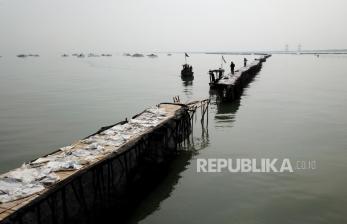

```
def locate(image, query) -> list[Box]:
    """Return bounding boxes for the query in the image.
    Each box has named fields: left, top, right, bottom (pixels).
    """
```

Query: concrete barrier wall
left=1, top=107, right=191, bottom=224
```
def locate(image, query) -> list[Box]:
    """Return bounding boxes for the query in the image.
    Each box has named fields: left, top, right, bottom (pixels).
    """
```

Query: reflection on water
left=122, top=151, right=194, bottom=224
left=209, top=87, right=241, bottom=127
left=181, top=75, right=194, bottom=101
left=121, top=114, right=210, bottom=224
left=214, top=100, right=241, bottom=126
left=181, top=75, right=194, bottom=86
left=187, top=120, right=210, bottom=152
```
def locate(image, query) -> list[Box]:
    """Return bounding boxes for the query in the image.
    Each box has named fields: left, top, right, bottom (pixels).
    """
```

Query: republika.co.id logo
left=197, top=158, right=317, bottom=173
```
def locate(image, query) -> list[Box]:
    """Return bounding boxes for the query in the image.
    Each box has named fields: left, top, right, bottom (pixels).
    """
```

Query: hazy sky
left=0, top=0, right=346, bottom=53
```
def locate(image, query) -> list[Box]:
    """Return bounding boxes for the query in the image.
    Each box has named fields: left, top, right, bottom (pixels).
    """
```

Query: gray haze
left=0, top=0, right=346, bottom=53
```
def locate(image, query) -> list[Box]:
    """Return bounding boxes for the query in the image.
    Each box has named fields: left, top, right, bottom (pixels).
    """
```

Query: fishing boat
left=88, top=53, right=99, bottom=57
left=181, top=64, right=193, bottom=76
left=208, top=68, right=225, bottom=87
left=181, top=53, right=194, bottom=77
left=132, top=53, right=144, bottom=57
left=208, top=56, right=227, bottom=87
left=147, top=53, right=158, bottom=58
left=77, top=53, right=85, bottom=58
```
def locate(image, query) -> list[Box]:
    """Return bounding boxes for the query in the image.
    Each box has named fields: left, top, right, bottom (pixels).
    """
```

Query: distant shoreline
left=206, top=51, right=347, bottom=55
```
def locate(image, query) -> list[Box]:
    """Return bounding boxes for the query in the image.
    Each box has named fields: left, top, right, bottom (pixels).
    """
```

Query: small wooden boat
left=132, top=53, right=144, bottom=57
left=181, top=64, right=194, bottom=76
left=88, top=53, right=99, bottom=57
left=147, top=53, right=158, bottom=58
left=181, top=53, right=193, bottom=76
left=208, top=68, right=225, bottom=87
left=77, top=53, right=85, bottom=58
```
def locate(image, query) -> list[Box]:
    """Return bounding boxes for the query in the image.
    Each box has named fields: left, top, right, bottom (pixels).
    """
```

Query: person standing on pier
left=243, top=58, right=248, bottom=67
left=230, top=61, right=235, bottom=74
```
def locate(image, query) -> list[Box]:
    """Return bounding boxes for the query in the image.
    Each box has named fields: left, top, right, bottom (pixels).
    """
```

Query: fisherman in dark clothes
left=243, top=58, right=248, bottom=67
left=230, top=61, right=235, bottom=74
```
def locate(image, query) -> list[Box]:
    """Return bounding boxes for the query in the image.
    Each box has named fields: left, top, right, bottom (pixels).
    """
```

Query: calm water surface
left=0, top=54, right=346, bottom=223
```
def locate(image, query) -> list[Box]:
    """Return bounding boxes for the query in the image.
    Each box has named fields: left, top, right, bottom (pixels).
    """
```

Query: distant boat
left=88, top=53, right=99, bottom=57
left=132, top=53, right=144, bottom=57
left=28, top=54, right=39, bottom=57
left=101, top=54, right=112, bottom=57
left=181, top=64, right=194, bottom=76
left=62, top=54, right=69, bottom=57
left=17, top=54, right=27, bottom=58
left=77, top=53, right=85, bottom=58
left=167, top=53, right=172, bottom=56
left=147, top=54, right=158, bottom=58
left=123, top=53, right=131, bottom=56
left=181, top=53, right=193, bottom=77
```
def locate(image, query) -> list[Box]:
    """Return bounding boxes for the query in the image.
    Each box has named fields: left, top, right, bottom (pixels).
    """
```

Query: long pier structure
left=209, top=55, right=271, bottom=100
left=0, top=101, right=209, bottom=224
